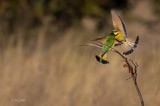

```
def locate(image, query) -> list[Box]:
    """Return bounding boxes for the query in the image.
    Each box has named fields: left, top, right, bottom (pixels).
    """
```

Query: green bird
left=84, top=30, right=119, bottom=64
left=82, top=10, right=139, bottom=64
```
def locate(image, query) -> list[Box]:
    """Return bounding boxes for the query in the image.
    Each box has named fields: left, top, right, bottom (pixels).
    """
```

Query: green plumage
left=99, top=32, right=115, bottom=63
left=82, top=10, right=139, bottom=64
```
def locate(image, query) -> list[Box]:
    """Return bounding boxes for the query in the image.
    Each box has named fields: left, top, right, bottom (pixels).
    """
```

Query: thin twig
left=112, top=49, right=144, bottom=106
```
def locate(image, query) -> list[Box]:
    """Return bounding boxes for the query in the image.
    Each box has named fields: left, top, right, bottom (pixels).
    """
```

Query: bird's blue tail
left=95, top=53, right=109, bottom=64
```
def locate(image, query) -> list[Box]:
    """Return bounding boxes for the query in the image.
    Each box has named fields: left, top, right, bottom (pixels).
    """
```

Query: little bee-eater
left=83, top=30, right=119, bottom=64
left=111, top=10, right=139, bottom=55
left=95, top=30, right=120, bottom=64
left=82, top=10, right=139, bottom=64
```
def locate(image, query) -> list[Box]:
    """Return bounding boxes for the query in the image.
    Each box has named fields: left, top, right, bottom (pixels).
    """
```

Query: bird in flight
left=82, top=10, right=139, bottom=64
left=110, top=10, right=139, bottom=55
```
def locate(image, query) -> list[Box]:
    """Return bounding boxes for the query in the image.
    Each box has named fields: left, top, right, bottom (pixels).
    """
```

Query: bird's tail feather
left=123, top=36, right=139, bottom=55
left=95, top=53, right=109, bottom=64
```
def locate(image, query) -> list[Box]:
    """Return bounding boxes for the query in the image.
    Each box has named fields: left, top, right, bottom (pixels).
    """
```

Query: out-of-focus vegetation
left=0, top=0, right=133, bottom=35
left=152, top=0, right=160, bottom=14
left=0, top=0, right=160, bottom=37
left=0, top=0, right=137, bottom=50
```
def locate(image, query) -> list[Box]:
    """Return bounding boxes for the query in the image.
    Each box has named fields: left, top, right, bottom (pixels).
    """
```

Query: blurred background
left=0, top=0, right=160, bottom=106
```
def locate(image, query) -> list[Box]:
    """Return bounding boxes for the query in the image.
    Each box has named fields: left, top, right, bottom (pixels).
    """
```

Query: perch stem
left=112, top=49, right=144, bottom=106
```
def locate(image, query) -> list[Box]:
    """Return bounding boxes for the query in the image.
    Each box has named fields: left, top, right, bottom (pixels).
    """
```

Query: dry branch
left=112, top=49, right=144, bottom=106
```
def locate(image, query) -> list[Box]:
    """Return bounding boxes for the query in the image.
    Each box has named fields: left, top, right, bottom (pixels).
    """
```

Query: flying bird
left=82, top=10, right=139, bottom=64
left=111, top=10, right=139, bottom=55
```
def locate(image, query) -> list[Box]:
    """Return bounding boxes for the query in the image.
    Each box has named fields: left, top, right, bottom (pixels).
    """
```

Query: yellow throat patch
left=115, top=31, right=125, bottom=41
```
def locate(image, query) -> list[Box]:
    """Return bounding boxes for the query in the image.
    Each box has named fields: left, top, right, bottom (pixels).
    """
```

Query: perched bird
left=111, top=10, right=139, bottom=55
left=83, top=30, right=119, bottom=64
left=82, top=10, right=139, bottom=64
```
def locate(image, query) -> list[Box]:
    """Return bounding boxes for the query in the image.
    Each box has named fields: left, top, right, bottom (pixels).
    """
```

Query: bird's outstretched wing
left=111, top=10, right=127, bottom=37
left=80, top=36, right=106, bottom=48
